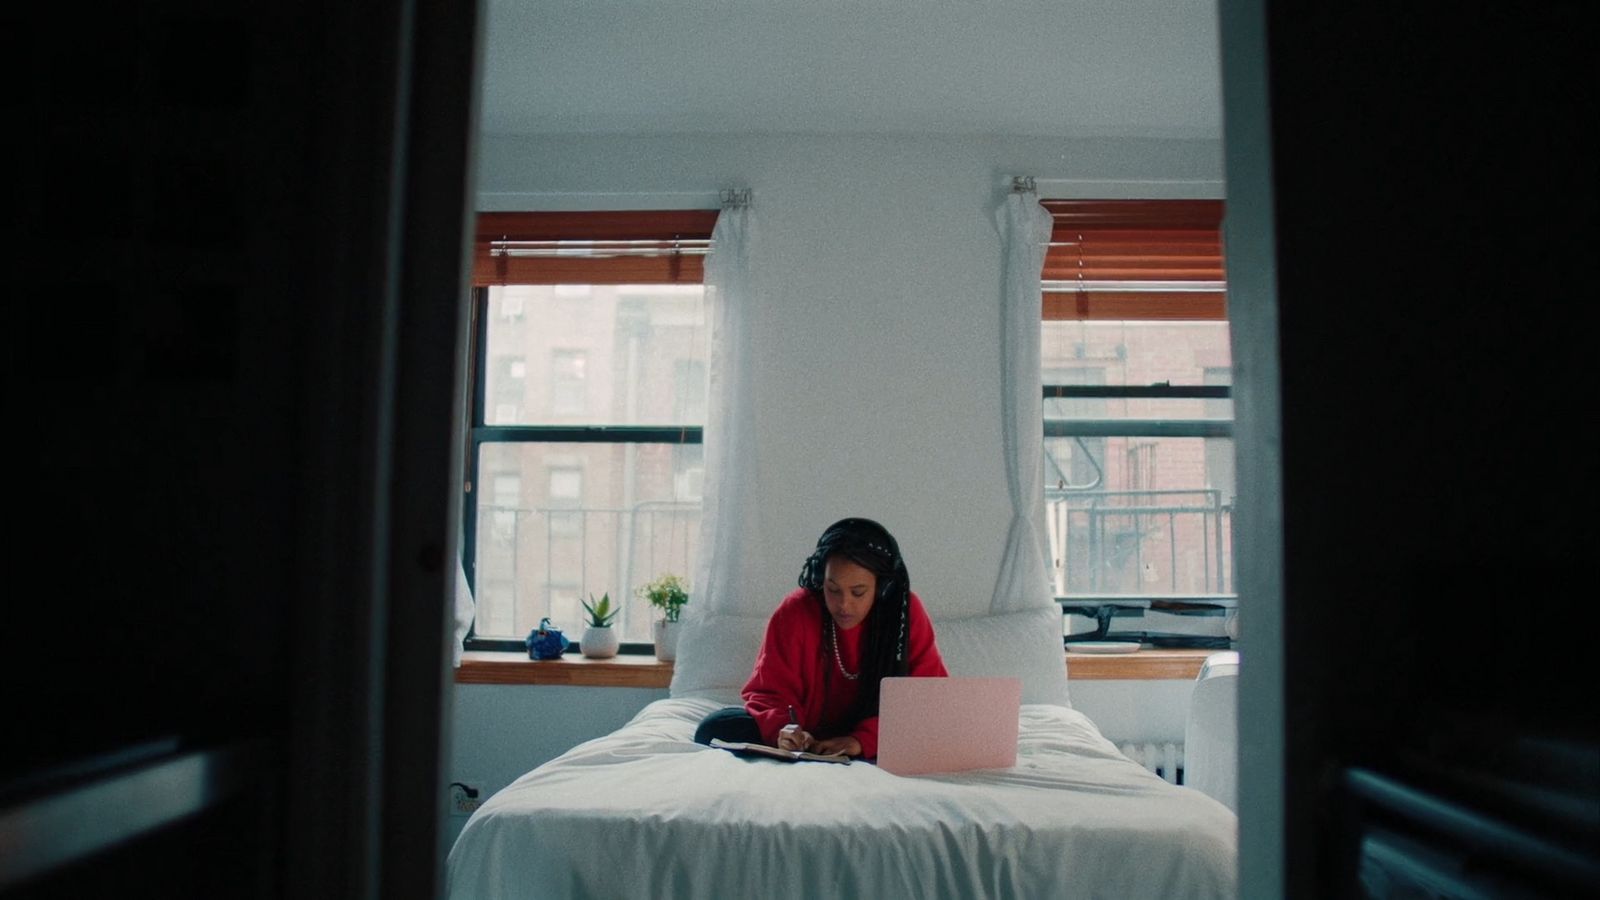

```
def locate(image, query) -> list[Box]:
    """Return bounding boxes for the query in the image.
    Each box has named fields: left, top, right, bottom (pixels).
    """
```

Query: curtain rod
left=476, top=190, right=752, bottom=212
left=1006, top=176, right=1225, bottom=200
left=476, top=190, right=725, bottom=212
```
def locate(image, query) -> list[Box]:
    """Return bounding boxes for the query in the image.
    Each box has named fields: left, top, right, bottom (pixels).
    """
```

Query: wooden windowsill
left=457, top=652, right=675, bottom=688
left=456, top=648, right=1222, bottom=688
left=1063, top=648, right=1216, bottom=681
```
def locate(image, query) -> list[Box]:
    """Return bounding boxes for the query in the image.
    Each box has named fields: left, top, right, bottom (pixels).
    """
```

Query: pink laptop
left=876, top=676, right=1023, bottom=776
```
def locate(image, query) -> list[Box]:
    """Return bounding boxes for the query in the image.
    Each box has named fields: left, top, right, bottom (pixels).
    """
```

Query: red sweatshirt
left=741, top=587, right=948, bottom=759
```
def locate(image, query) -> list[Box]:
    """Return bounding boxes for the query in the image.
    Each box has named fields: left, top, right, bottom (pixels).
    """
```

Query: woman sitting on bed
left=694, top=517, right=948, bottom=758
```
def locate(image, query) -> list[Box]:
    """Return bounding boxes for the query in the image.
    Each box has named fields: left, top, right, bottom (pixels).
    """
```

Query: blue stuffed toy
left=526, top=617, right=570, bottom=660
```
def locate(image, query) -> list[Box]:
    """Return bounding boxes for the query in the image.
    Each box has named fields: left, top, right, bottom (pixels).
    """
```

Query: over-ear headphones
left=798, top=518, right=911, bottom=618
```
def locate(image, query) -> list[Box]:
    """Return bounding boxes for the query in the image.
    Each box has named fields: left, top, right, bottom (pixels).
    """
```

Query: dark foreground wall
left=1260, top=4, right=1597, bottom=896
left=3, top=2, right=479, bottom=897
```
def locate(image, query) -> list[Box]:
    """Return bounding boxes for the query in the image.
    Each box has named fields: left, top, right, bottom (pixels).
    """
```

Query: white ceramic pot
left=581, top=625, right=619, bottom=659
left=652, top=619, right=679, bottom=661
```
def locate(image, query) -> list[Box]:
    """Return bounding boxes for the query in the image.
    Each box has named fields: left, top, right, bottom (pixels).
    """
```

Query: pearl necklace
left=830, top=621, right=859, bottom=680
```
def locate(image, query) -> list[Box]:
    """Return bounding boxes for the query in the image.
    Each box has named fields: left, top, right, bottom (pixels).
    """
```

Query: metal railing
left=1045, top=487, right=1233, bottom=598
left=475, top=488, right=1232, bottom=640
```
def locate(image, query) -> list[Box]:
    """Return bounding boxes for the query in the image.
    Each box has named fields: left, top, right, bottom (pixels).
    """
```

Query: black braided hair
left=797, top=517, right=911, bottom=721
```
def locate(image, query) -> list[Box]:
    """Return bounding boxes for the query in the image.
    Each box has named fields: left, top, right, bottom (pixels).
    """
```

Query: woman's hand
left=810, top=735, right=862, bottom=758
left=777, top=726, right=814, bottom=752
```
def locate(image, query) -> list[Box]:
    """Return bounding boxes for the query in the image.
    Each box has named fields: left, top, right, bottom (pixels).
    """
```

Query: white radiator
left=1119, top=741, right=1185, bottom=785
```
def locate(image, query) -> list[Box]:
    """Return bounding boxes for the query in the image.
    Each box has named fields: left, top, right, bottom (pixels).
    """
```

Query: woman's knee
left=694, top=707, right=762, bottom=745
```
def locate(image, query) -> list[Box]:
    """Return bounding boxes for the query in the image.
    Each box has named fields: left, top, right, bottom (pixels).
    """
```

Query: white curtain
left=991, top=189, right=1056, bottom=614
left=691, top=198, right=759, bottom=618
left=453, top=554, right=474, bottom=667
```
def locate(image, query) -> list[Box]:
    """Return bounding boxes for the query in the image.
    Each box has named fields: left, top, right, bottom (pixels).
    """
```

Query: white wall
left=442, top=683, right=670, bottom=850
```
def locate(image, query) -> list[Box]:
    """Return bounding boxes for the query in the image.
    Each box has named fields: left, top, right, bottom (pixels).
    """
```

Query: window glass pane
left=549, top=350, right=587, bottom=417
left=484, top=284, right=707, bottom=426
left=546, top=467, right=583, bottom=536
left=1045, top=436, right=1235, bottom=598
left=1042, top=321, right=1231, bottom=381
left=492, top=473, right=520, bottom=508
left=1043, top=319, right=1235, bottom=606
left=472, top=442, right=702, bottom=643
left=547, top=468, right=581, bottom=502
left=1043, top=320, right=1232, bottom=420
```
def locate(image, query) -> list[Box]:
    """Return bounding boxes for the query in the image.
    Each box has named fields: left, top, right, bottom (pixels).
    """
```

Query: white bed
left=447, top=610, right=1236, bottom=900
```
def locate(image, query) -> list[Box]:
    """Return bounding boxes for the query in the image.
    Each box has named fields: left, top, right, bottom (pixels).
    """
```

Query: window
left=673, top=444, right=705, bottom=502
left=546, top=466, right=583, bottom=537
left=1040, top=200, right=1234, bottom=643
left=490, top=473, right=521, bottom=539
left=489, top=356, right=526, bottom=424
left=465, top=210, right=717, bottom=649
left=548, top=349, right=587, bottom=417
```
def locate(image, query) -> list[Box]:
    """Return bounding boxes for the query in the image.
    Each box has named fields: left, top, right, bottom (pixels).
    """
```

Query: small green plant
left=581, top=592, right=618, bottom=628
left=639, top=573, right=689, bottom=623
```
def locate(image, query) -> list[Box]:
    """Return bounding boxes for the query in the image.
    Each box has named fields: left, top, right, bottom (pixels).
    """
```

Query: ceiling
left=478, top=0, right=1224, bottom=140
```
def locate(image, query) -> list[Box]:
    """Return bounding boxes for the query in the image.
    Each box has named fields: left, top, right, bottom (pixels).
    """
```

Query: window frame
left=1040, top=200, right=1236, bottom=646
left=462, top=289, right=707, bottom=654
left=462, top=210, right=715, bottom=654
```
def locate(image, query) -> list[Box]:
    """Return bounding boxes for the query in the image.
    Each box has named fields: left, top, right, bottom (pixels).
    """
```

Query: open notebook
left=876, top=676, right=1023, bottom=776
left=709, top=738, right=851, bottom=765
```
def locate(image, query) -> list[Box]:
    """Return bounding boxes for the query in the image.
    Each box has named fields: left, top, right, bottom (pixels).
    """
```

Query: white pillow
left=933, top=606, right=1071, bottom=707
left=669, top=614, right=770, bottom=699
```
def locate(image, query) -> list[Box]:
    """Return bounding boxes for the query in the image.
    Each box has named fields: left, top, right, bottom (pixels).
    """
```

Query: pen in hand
left=781, top=705, right=804, bottom=752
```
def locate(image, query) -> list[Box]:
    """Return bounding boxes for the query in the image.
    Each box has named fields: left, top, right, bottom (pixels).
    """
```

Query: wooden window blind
left=1041, top=199, right=1226, bottom=321
left=473, top=210, right=720, bottom=286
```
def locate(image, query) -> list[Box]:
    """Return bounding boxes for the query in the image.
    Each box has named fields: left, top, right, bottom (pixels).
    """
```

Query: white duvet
left=447, top=695, right=1236, bottom=900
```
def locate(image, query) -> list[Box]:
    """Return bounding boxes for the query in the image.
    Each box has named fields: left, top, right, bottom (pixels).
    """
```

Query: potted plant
left=579, top=592, right=620, bottom=659
left=639, top=573, right=689, bottom=661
